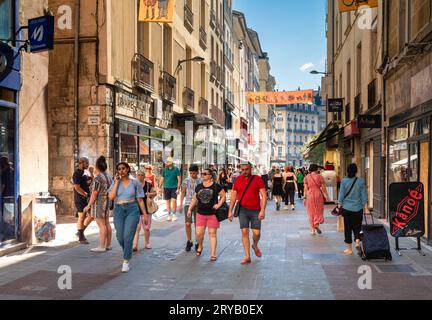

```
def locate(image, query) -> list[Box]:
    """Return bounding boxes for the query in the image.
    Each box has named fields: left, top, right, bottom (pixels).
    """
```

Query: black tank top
left=286, top=175, right=294, bottom=182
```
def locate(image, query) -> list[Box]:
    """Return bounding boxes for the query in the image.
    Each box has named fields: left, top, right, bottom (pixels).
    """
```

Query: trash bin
left=33, top=193, right=57, bottom=243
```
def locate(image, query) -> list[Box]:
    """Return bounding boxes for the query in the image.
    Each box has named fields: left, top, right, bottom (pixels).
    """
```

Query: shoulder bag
left=145, top=182, right=159, bottom=215
left=102, top=172, right=115, bottom=211
left=331, top=177, right=358, bottom=216
left=233, top=175, right=256, bottom=218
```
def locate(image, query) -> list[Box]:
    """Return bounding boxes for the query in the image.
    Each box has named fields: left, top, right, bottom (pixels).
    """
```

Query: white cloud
left=300, top=63, right=314, bottom=72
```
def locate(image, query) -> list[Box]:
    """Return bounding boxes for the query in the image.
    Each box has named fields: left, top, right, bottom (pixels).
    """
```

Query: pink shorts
left=139, top=215, right=152, bottom=231
left=196, top=213, right=220, bottom=229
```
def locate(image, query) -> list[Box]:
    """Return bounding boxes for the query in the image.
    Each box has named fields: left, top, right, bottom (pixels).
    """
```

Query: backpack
left=36, top=222, right=56, bottom=242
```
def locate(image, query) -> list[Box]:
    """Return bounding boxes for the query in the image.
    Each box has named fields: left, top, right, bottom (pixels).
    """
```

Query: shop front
left=361, top=127, right=385, bottom=219
left=0, top=0, right=20, bottom=244
left=388, top=110, right=431, bottom=241
left=114, top=89, right=174, bottom=179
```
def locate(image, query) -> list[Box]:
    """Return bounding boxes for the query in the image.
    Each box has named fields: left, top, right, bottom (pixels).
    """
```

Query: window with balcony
left=184, top=0, right=194, bottom=33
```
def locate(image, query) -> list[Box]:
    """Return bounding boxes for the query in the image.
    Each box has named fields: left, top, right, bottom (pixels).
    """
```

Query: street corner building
left=0, top=0, right=51, bottom=248
left=317, top=0, right=432, bottom=243
left=0, top=0, right=278, bottom=251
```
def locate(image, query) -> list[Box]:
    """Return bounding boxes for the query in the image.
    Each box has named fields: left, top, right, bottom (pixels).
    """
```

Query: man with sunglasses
left=228, top=162, right=267, bottom=265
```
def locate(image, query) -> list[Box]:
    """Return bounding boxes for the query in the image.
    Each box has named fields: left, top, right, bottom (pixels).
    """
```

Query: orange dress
left=304, top=173, right=325, bottom=230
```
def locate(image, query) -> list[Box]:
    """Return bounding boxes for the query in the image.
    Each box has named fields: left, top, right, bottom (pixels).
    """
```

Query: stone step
left=0, top=242, right=28, bottom=257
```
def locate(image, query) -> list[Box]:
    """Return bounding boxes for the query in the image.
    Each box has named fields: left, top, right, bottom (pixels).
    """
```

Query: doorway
left=0, top=107, right=16, bottom=243
left=420, top=141, right=429, bottom=240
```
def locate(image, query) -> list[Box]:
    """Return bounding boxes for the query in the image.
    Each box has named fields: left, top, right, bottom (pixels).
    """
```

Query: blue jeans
left=114, top=203, right=140, bottom=261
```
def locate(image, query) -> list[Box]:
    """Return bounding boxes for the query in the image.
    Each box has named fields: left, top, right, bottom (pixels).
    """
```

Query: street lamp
left=310, top=70, right=331, bottom=76
left=175, top=56, right=205, bottom=75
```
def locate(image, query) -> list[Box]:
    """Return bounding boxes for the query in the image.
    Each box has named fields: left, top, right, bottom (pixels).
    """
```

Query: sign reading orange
left=139, top=0, right=174, bottom=23
left=338, top=0, right=378, bottom=12
left=247, top=90, right=314, bottom=105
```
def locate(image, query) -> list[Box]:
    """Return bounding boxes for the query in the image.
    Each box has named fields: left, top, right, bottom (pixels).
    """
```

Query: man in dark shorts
left=73, top=157, right=93, bottom=244
left=160, top=157, right=181, bottom=222
left=179, top=164, right=201, bottom=252
left=229, top=162, right=267, bottom=265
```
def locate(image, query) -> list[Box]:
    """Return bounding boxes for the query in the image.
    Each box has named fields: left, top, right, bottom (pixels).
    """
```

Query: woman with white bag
left=133, top=170, right=158, bottom=251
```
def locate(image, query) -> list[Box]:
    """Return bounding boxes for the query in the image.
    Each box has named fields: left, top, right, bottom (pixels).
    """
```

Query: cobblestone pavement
left=1, top=198, right=432, bottom=300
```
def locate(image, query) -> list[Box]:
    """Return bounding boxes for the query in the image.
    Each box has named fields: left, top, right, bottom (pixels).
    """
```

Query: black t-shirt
left=73, top=169, right=90, bottom=200
left=195, top=183, right=223, bottom=215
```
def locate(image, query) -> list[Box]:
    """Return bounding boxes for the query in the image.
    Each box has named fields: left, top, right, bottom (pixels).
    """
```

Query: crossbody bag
left=233, top=175, right=256, bottom=218
left=331, top=177, right=358, bottom=216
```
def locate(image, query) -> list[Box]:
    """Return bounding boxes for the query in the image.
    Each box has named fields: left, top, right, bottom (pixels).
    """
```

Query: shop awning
left=303, top=121, right=343, bottom=155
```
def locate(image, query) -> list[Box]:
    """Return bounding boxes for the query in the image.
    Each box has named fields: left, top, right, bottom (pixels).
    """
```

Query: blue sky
left=233, top=0, right=327, bottom=91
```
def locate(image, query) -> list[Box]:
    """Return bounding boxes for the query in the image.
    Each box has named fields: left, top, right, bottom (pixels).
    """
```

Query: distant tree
left=302, top=134, right=325, bottom=165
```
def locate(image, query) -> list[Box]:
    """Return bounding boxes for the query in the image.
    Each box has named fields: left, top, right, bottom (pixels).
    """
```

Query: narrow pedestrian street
left=1, top=199, right=432, bottom=300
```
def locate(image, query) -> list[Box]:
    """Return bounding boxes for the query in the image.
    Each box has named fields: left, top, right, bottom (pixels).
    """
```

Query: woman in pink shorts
left=188, top=168, right=226, bottom=261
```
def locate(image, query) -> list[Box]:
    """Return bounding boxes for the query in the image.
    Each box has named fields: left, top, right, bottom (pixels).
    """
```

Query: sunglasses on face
left=201, top=173, right=211, bottom=176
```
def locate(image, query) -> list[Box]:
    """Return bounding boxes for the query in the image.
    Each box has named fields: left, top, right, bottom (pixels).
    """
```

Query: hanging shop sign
left=246, top=90, right=314, bottom=105
left=338, top=0, right=378, bottom=12
left=139, top=0, right=175, bottom=23
left=28, top=15, right=55, bottom=53
left=328, top=98, right=344, bottom=113
left=389, top=182, right=425, bottom=238
left=357, top=114, right=382, bottom=129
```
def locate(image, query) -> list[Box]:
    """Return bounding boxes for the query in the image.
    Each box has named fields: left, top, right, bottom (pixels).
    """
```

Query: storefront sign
left=28, top=15, right=55, bottom=53
left=246, top=89, right=314, bottom=105
left=116, top=91, right=151, bottom=124
left=0, top=43, right=13, bottom=79
left=344, top=120, right=360, bottom=138
left=328, top=98, right=344, bottom=113
left=139, top=0, right=174, bottom=23
left=357, top=114, right=382, bottom=128
left=389, top=182, right=425, bottom=238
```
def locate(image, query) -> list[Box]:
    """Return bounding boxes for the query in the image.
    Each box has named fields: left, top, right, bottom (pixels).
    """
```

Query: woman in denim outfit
left=108, top=162, right=148, bottom=273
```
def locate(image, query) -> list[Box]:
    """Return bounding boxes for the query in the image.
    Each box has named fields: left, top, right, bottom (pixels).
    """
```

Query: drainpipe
left=74, top=0, right=81, bottom=168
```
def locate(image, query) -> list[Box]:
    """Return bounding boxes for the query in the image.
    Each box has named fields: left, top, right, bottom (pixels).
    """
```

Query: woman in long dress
left=304, top=164, right=329, bottom=235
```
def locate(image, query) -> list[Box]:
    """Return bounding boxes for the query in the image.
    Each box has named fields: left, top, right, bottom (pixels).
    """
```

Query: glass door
left=0, top=107, right=16, bottom=243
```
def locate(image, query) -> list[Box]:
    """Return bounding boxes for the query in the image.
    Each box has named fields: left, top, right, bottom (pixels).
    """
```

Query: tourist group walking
left=73, top=155, right=371, bottom=272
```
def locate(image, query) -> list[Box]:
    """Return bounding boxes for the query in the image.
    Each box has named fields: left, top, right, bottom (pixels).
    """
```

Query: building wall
left=19, top=0, right=50, bottom=196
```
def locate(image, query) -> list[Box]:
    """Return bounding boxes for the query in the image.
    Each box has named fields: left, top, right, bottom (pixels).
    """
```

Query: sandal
left=252, top=245, right=262, bottom=258
left=196, top=247, right=203, bottom=257
left=210, top=256, right=217, bottom=262
left=241, top=258, right=252, bottom=265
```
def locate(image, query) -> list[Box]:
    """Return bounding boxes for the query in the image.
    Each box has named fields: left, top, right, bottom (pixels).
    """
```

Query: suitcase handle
left=363, top=211, right=375, bottom=225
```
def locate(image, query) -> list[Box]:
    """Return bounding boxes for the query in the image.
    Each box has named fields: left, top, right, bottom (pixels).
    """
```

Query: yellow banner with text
left=139, top=0, right=174, bottom=23
left=247, top=90, right=314, bottom=105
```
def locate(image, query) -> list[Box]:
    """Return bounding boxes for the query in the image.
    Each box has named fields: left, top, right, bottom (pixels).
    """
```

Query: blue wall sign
left=28, top=15, right=54, bottom=53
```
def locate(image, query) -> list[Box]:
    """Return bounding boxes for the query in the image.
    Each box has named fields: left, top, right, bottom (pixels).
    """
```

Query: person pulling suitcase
left=337, top=164, right=369, bottom=255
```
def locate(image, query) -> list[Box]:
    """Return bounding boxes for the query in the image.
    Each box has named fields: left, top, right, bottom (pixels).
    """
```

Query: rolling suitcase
left=360, top=213, right=392, bottom=261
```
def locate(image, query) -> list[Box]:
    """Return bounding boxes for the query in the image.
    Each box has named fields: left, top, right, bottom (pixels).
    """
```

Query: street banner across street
left=139, top=0, right=174, bottom=23
left=247, top=89, right=314, bottom=105
left=389, top=182, right=425, bottom=238
left=338, top=0, right=378, bottom=12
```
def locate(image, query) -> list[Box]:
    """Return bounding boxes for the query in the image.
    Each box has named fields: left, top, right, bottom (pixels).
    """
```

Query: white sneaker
left=90, top=247, right=106, bottom=253
left=122, top=261, right=130, bottom=273
left=166, top=214, right=172, bottom=222
left=171, top=214, right=178, bottom=222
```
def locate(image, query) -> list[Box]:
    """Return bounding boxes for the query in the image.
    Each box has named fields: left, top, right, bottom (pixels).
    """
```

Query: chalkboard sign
left=389, top=182, right=425, bottom=238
